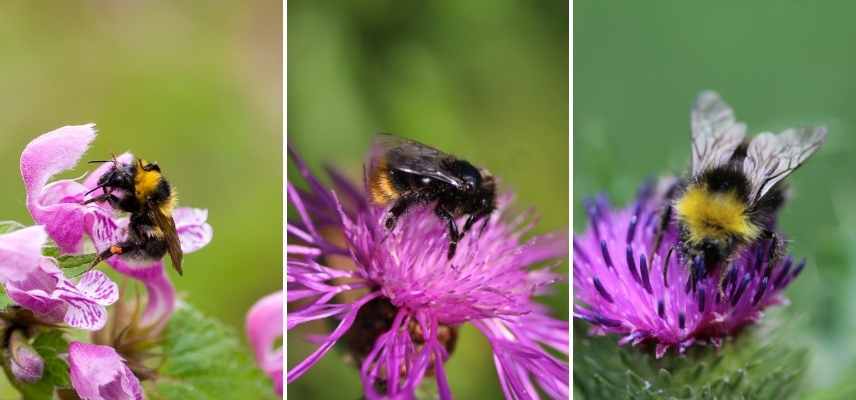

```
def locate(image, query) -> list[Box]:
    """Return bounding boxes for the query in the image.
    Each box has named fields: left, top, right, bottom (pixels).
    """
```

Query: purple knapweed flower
left=287, top=150, right=569, bottom=399
left=68, top=342, right=143, bottom=400
left=573, top=183, right=804, bottom=357
left=0, top=226, right=118, bottom=330
left=246, top=291, right=283, bottom=395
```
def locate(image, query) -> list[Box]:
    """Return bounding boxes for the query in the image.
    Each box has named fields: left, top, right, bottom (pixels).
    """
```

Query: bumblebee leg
left=385, top=195, right=416, bottom=231
left=87, top=242, right=138, bottom=271
left=762, top=229, right=785, bottom=270
left=435, top=206, right=460, bottom=259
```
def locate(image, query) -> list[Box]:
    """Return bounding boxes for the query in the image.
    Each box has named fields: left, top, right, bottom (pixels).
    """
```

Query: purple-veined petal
left=5, top=259, right=118, bottom=331
left=246, top=291, right=284, bottom=395
left=68, top=342, right=143, bottom=400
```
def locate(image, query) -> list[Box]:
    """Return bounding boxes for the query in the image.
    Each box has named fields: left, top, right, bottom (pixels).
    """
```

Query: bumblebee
left=368, top=134, right=496, bottom=259
left=653, top=91, right=826, bottom=285
left=83, top=157, right=183, bottom=275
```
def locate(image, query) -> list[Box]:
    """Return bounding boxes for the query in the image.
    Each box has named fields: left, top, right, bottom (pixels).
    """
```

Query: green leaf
left=146, top=303, right=278, bottom=400
left=574, top=316, right=809, bottom=400
left=42, top=244, right=96, bottom=273
left=0, top=221, right=26, bottom=234
left=13, top=329, right=71, bottom=400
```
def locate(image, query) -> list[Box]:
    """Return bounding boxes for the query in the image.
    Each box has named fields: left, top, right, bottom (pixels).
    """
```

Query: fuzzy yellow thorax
left=675, top=184, right=760, bottom=244
left=133, top=160, right=162, bottom=202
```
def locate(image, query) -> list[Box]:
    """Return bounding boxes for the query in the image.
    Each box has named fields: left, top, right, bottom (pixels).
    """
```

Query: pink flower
left=20, top=124, right=118, bottom=254
left=574, top=184, right=803, bottom=357
left=287, top=150, right=569, bottom=399
left=246, top=291, right=283, bottom=395
left=68, top=342, right=143, bottom=400
left=8, top=330, right=44, bottom=384
left=0, top=226, right=118, bottom=330
left=19, top=125, right=213, bottom=329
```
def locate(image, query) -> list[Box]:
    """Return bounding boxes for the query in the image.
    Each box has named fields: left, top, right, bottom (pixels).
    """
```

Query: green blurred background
left=0, top=0, right=281, bottom=393
left=575, top=1, right=856, bottom=396
left=288, top=1, right=567, bottom=398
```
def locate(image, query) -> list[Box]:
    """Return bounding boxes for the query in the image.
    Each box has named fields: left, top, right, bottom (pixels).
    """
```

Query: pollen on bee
left=368, top=164, right=399, bottom=204
left=675, top=184, right=761, bottom=244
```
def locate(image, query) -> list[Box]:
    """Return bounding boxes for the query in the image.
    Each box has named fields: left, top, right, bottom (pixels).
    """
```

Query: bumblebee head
left=86, top=157, right=135, bottom=195
left=448, top=160, right=482, bottom=193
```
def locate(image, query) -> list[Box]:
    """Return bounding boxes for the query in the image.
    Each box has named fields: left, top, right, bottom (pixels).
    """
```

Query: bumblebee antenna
left=87, top=160, right=112, bottom=164
left=84, top=184, right=106, bottom=196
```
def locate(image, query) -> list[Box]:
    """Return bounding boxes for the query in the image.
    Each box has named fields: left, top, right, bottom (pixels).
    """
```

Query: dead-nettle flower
left=68, top=342, right=143, bottom=400
left=0, top=226, right=118, bottom=330
left=246, top=291, right=284, bottom=395
left=287, top=150, right=569, bottom=399
left=13, top=124, right=213, bottom=396
left=19, top=124, right=213, bottom=331
left=573, top=184, right=805, bottom=357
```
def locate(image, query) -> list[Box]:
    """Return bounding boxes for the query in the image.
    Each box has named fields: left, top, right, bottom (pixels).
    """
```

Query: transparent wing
left=742, top=126, right=827, bottom=203
left=690, top=91, right=747, bottom=175
left=368, top=133, right=464, bottom=188
left=149, top=207, right=184, bottom=275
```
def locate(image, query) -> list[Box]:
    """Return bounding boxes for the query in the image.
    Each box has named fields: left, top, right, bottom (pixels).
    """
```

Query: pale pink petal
left=20, top=124, right=96, bottom=196
left=0, top=225, right=47, bottom=282
left=138, top=266, right=175, bottom=329
left=246, top=291, right=283, bottom=395
left=68, top=342, right=142, bottom=400
left=173, top=208, right=213, bottom=253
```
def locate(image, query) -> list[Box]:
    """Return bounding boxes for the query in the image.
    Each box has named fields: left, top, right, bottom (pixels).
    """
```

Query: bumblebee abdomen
left=675, top=184, right=761, bottom=245
left=368, top=162, right=401, bottom=204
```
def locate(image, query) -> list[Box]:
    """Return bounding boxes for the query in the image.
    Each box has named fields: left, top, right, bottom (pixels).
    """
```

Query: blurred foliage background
left=288, top=1, right=567, bottom=398
left=0, top=1, right=281, bottom=394
left=575, top=1, right=856, bottom=397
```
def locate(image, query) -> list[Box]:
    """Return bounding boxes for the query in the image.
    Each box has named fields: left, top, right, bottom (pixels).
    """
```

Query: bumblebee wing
left=742, top=126, right=827, bottom=203
left=690, top=91, right=747, bottom=175
left=149, top=207, right=184, bottom=275
left=368, top=134, right=464, bottom=189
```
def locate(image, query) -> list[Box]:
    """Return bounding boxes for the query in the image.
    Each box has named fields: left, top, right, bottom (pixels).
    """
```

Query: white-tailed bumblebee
left=368, top=134, right=496, bottom=259
left=653, top=91, right=826, bottom=286
left=83, top=157, right=183, bottom=275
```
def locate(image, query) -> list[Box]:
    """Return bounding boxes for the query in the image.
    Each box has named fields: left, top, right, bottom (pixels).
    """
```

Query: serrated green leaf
left=574, top=317, right=809, bottom=400
left=145, top=303, right=278, bottom=400
left=0, top=221, right=26, bottom=234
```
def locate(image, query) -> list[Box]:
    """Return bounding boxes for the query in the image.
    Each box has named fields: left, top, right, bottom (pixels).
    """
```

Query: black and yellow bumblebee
left=653, top=91, right=826, bottom=285
left=84, top=157, right=183, bottom=274
left=368, top=134, right=496, bottom=259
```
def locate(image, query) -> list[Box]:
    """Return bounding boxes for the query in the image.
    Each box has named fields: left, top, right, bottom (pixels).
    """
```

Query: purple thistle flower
left=0, top=226, right=119, bottom=330
left=287, top=150, right=568, bottom=399
left=68, top=342, right=143, bottom=400
left=246, top=291, right=283, bottom=395
left=573, top=183, right=803, bottom=357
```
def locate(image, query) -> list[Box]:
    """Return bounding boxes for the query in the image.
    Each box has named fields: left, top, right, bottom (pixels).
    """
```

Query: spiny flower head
left=287, top=149, right=568, bottom=399
left=573, top=182, right=804, bottom=357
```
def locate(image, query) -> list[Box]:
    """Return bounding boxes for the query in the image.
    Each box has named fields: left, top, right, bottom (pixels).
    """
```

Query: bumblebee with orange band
left=84, top=157, right=183, bottom=275
left=652, top=91, right=826, bottom=290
